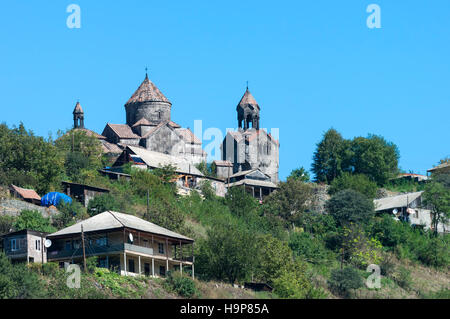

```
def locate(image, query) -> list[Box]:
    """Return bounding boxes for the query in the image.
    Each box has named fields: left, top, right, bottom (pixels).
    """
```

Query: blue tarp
left=41, top=192, right=72, bottom=207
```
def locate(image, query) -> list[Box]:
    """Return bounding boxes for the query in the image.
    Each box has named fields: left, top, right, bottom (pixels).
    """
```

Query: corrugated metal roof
left=227, top=179, right=278, bottom=189
left=374, top=192, right=423, bottom=211
left=48, top=211, right=193, bottom=241
left=427, top=162, right=450, bottom=172
left=127, top=146, right=204, bottom=176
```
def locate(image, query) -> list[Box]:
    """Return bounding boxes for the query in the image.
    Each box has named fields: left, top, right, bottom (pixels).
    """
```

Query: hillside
left=0, top=123, right=448, bottom=299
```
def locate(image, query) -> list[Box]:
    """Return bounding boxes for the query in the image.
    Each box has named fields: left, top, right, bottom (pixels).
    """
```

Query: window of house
left=143, top=239, right=149, bottom=247
left=11, top=239, right=17, bottom=251
left=65, top=240, right=72, bottom=250
left=35, top=239, right=41, bottom=251
left=158, top=243, right=165, bottom=254
left=96, top=237, right=107, bottom=246
left=73, top=240, right=80, bottom=249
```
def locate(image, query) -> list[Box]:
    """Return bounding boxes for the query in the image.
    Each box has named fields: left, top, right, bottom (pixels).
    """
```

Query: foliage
left=13, top=210, right=56, bottom=233
left=288, top=232, right=330, bottom=264
left=312, top=128, right=348, bottom=184
left=152, top=164, right=178, bottom=184
left=198, top=180, right=216, bottom=200
left=261, top=179, right=313, bottom=226
left=0, top=253, right=46, bottom=299
left=341, top=225, right=383, bottom=269
left=423, top=177, right=450, bottom=236
left=225, top=186, right=259, bottom=220
left=196, top=162, right=217, bottom=178
left=327, top=267, right=363, bottom=298
left=326, top=190, right=375, bottom=226
left=0, top=215, right=15, bottom=235
left=87, top=193, right=120, bottom=217
left=272, top=261, right=326, bottom=299
left=392, top=266, right=412, bottom=290
left=164, top=271, right=200, bottom=298
left=0, top=123, right=64, bottom=193
left=349, top=135, right=399, bottom=186
left=311, top=128, right=399, bottom=186
left=195, top=219, right=258, bottom=284
left=94, top=267, right=146, bottom=298
left=328, top=172, right=378, bottom=199
left=55, top=129, right=103, bottom=182
left=53, top=200, right=86, bottom=229
left=287, top=167, right=310, bottom=183
left=253, top=234, right=294, bottom=284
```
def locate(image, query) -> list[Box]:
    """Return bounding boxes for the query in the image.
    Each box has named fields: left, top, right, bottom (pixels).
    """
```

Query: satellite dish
left=44, top=239, right=52, bottom=248
left=393, top=209, right=398, bottom=214
left=129, top=233, right=133, bottom=243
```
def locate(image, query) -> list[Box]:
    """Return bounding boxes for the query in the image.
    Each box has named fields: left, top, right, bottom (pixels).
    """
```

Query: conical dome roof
left=237, top=88, right=259, bottom=110
left=126, top=74, right=171, bottom=105
left=73, top=101, right=83, bottom=114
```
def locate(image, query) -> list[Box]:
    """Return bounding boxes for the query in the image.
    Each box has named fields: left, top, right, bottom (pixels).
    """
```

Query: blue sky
left=0, top=1, right=449, bottom=181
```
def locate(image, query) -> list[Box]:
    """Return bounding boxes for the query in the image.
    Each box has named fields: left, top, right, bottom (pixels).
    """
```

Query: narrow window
left=158, top=243, right=165, bottom=254
left=36, top=240, right=41, bottom=251
left=11, top=239, right=17, bottom=251
left=65, top=240, right=72, bottom=250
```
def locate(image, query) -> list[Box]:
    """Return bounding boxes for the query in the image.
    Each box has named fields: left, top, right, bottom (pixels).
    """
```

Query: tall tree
left=423, top=177, right=450, bottom=235
left=350, top=134, right=399, bottom=186
left=312, top=129, right=348, bottom=183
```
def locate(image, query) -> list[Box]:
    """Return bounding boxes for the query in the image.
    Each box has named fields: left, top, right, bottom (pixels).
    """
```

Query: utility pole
left=81, top=224, right=87, bottom=272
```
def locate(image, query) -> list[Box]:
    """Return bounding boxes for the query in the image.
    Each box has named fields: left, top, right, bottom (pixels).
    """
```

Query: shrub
left=325, top=190, right=375, bottom=226
left=328, top=267, right=363, bottom=298
left=272, top=262, right=325, bottom=299
left=393, top=266, right=412, bottom=290
left=288, top=232, right=330, bottom=264
left=87, top=193, right=120, bottom=216
left=13, top=210, right=56, bottom=233
left=164, top=272, right=199, bottom=298
left=328, top=173, right=378, bottom=199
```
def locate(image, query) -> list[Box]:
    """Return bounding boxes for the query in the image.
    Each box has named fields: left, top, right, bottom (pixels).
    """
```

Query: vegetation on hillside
left=0, top=122, right=448, bottom=299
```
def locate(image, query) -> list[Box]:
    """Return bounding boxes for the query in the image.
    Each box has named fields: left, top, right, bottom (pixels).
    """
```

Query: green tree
left=287, top=167, right=310, bottom=183
left=312, top=129, right=348, bottom=183
left=253, top=234, right=293, bottom=284
left=326, top=189, right=375, bottom=226
left=328, top=172, right=378, bottom=199
left=53, top=201, right=86, bottom=229
left=87, top=193, right=120, bottom=217
left=225, top=186, right=259, bottom=220
left=272, top=261, right=325, bottom=299
left=423, top=178, right=450, bottom=236
left=13, top=210, right=56, bottom=233
left=262, top=179, right=313, bottom=226
left=328, top=267, right=363, bottom=298
left=196, top=220, right=257, bottom=284
left=350, top=135, right=399, bottom=186
left=0, top=215, right=15, bottom=235
left=0, top=123, right=64, bottom=193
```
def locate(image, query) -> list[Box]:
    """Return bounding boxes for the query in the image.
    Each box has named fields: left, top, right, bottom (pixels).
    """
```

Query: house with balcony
left=0, top=229, right=48, bottom=264
left=46, top=211, right=195, bottom=278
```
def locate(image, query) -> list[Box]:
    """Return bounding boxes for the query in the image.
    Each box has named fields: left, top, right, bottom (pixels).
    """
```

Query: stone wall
left=0, top=199, right=59, bottom=218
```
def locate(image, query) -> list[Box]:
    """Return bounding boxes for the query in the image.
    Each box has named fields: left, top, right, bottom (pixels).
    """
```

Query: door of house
left=144, top=263, right=150, bottom=276
left=128, top=259, right=135, bottom=273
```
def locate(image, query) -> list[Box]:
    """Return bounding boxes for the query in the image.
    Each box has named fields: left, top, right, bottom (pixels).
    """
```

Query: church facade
left=220, top=88, right=279, bottom=183
left=100, top=74, right=206, bottom=165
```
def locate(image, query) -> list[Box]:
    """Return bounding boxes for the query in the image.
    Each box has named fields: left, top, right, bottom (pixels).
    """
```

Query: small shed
left=9, top=185, right=41, bottom=205
left=62, top=181, right=110, bottom=207
left=244, top=282, right=273, bottom=292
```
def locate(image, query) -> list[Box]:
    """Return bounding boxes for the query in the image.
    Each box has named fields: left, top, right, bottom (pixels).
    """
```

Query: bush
left=328, top=173, right=378, bottom=199
left=328, top=267, right=363, bottom=298
left=87, top=193, right=120, bottom=216
left=393, top=266, right=412, bottom=290
left=13, top=210, right=56, bottom=233
left=325, top=189, right=375, bottom=226
left=272, top=262, right=326, bottom=299
left=288, top=232, right=330, bottom=264
left=164, top=272, right=199, bottom=298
